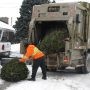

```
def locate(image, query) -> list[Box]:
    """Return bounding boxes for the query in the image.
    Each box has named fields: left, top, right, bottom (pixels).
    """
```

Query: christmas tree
left=1, top=58, right=29, bottom=82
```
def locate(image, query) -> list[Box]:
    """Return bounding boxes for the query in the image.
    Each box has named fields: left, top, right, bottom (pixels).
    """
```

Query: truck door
left=75, top=10, right=88, bottom=47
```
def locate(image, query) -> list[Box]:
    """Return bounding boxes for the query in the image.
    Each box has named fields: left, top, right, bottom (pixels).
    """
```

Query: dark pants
left=31, top=57, right=46, bottom=79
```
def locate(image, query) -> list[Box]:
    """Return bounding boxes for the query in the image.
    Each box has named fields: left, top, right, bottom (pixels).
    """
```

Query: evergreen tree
left=1, top=58, right=29, bottom=82
left=52, top=0, right=56, bottom=3
left=13, top=0, right=50, bottom=43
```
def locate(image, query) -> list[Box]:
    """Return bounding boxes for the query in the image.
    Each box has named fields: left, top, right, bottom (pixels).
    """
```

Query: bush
left=1, top=58, right=29, bottom=82
left=38, top=30, right=68, bottom=54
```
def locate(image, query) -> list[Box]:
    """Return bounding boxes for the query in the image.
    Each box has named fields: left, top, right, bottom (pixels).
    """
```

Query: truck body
left=28, top=2, right=90, bottom=73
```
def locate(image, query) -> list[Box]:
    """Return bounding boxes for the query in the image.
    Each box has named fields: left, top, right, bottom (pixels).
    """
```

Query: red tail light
left=64, top=56, right=69, bottom=63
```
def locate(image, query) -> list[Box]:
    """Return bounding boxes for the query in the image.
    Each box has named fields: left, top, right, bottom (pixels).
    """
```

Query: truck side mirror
left=76, top=14, right=80, bottom=23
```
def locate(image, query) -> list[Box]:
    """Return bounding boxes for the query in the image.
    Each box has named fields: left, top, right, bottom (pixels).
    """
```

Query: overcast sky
left=0, top=0, right=90, bottom=17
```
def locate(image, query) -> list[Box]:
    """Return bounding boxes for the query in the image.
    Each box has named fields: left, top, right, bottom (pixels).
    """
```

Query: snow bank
left=10, top=43, right=23, bottom=58
left=11, top=43, right=20, bottom=53
left=0, top=79, right=4, bottom=85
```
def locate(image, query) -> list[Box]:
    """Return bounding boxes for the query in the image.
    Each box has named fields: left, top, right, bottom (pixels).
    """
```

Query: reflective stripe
left=22, top=55, right=28, bottom=59
left=32, top=47, right=41, bottom=57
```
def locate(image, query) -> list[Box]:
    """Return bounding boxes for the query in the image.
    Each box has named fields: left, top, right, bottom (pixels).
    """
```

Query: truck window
left=48, top=6, right=60, bottom=12
left=1, top=30, right=15, bottom=42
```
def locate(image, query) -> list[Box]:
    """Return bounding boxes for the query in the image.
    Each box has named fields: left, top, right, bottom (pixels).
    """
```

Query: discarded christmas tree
left=1, top=58, right=29, bottom=82
left=38, top=29, right=68, bottom=54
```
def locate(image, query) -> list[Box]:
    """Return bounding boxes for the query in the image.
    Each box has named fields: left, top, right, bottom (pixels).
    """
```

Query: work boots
left=27, top=78, right=36, bottom=81
left=42, top=76, right=47, bottom=80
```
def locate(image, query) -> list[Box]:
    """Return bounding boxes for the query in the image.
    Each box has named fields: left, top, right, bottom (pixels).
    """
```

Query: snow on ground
left=0, top=43, right=90, bottom=90
left=5, top=65, right=90, bottom=90
left=6, top=79, right=85, bottom=90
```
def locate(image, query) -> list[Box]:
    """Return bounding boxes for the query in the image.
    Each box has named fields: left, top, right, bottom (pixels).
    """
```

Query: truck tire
left=75, top=53, right=90, bottom=74
left=60, top=66, right=66, bottom=70
left=85, top=53, right=90, bottom=73
left=75, top=66, right=87, bottom=74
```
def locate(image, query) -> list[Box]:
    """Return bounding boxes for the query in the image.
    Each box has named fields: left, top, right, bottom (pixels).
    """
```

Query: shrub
left=1, top=58, right=29, bottom=82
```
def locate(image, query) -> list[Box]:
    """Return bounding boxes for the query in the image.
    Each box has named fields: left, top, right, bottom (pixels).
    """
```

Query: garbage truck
left=23, top=2, right=90, bottom=73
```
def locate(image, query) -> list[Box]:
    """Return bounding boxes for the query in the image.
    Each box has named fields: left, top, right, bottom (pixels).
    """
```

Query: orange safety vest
left=21, top=44, right=45, bottom=62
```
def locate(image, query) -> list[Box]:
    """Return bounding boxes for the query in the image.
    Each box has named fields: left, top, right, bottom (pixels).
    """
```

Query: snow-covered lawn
left=0, top=43, right=90, bottom=90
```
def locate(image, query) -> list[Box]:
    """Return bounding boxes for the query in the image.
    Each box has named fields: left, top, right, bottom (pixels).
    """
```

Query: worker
left=20, top=40, right=47, bottom=81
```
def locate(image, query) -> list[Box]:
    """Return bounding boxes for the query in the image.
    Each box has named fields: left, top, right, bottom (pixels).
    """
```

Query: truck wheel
left=60, top=66, right=66, bottom=70
left=75, top=53, right=90, bottom=74
left=75, top=66, right=87, bottom=74
left=85, top=53, right=90, bottom=73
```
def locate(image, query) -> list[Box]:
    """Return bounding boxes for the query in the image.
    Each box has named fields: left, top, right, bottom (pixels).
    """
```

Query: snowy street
left=0, top=66, right=90, bottom=90
left=0, top=44, right=90, bottom=90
